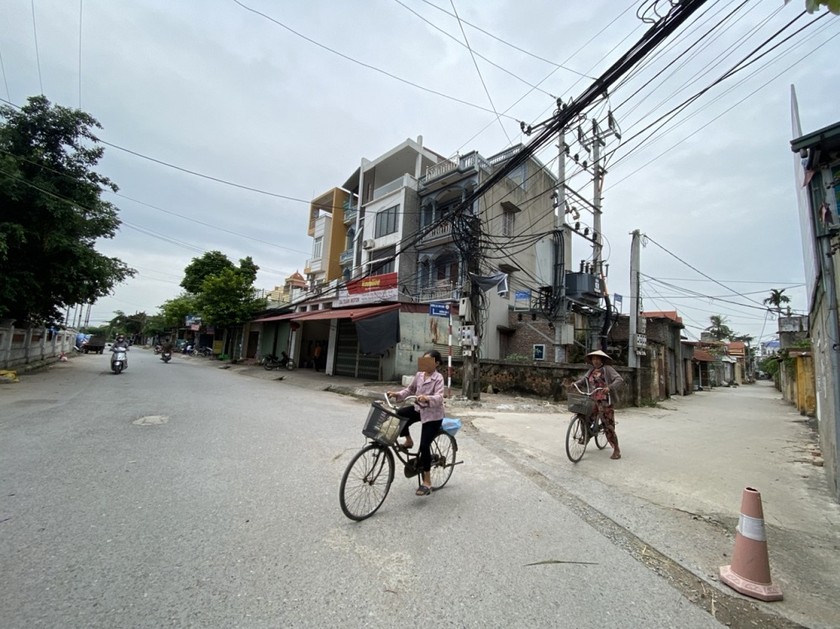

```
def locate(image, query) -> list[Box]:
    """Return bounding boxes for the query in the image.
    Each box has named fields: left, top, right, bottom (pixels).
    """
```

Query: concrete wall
left=0, top=325, right=76, bottom=369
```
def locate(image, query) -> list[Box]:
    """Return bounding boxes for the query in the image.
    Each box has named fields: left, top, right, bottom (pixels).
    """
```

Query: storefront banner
left=336, top=272, right=398, bottom=306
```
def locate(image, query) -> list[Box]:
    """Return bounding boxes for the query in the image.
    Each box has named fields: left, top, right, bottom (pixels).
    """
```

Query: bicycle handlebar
left=381, top=393, right=417, bottom=409
left=571, top=382, right=606, bottom=396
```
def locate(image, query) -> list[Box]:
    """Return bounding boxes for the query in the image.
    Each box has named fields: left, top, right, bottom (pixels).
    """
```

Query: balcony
left=417, top=281, right=461, bottom=303
left=339, top=249, right=353, bottom=265
left=305, top=258, right=324, bottom=274
left=418, top=221, right=452, bottom=246
left=343, top=207, right=357, bottom=224
left=371, top=174, right=417, bottom=202
left=421, top=151, right=491, bottom=190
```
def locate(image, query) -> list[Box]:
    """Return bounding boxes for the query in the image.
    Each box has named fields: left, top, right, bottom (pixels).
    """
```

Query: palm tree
left=763, top=288, right=791, bottom=313
left=706, top=315, right=734, bottom=341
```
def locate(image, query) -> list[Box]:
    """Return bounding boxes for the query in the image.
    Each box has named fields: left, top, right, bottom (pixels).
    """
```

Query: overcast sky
left=2, top=0, right=838, bottom=344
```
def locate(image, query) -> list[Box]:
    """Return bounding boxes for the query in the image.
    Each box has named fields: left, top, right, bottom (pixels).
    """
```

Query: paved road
left=0, top=351, right=724, bottom=628
left=462, top=381, right=840, bottom=629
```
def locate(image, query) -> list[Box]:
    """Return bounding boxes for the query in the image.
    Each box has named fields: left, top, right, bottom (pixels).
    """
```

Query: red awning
left=252, top=312, right=299, bottom=323
left=252, top=303, right=400, bottom=324
left=291, top=303, right=400, bottom=322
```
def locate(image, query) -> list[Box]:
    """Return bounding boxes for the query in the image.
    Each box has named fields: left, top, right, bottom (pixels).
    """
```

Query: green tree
left=763, top=288, right=791, bottom=313
left=196, top=267, right=266, bottom=329
left=804, top=0, right=840, bottom=14
left=158, top=294, right=198, bottom=329
left=0, top=96, right=135, bottom=325
left=181, top=251, right=234, bottom=294
left=706, top=315, right=734, bottom=341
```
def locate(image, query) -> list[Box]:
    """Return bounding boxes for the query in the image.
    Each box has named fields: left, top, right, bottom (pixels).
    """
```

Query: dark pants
left=397, top=406, right=443, bottom=474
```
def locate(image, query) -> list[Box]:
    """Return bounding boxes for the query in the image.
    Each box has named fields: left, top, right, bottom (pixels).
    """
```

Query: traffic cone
left=719, top=486, right=783, bottom=601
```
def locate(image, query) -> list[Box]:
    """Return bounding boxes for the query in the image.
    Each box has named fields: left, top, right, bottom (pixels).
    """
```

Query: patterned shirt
left=395, top=370, right=445, bottom=423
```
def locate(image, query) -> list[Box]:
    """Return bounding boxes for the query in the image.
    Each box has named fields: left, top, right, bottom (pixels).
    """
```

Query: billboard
left=336, top=272, right=398, bottom=306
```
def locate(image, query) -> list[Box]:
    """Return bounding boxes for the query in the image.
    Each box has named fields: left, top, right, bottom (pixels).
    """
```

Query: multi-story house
left=790, top=119, right=840, bottom=501
left=251, top=138, right=558, bottom=386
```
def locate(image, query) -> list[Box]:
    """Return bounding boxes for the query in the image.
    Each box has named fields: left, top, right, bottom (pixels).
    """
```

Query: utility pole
left=629, top=229, right=641, bottom=369
left=592, top=119, right=605, bottom=271
left=554, top=129, right=567, bottom=363
left=629, top=229, right=643, bottom=407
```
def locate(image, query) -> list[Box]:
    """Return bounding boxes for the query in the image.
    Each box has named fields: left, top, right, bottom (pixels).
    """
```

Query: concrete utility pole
left=629, top=229, right=641, bottom=369
left=554, top=130, right=567, bottom=363
left=592, top=119, right=605, bottom=270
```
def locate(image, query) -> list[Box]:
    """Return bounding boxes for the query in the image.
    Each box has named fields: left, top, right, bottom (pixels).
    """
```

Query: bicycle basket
left=567, top=392, right=595, bottom=416
left=362, top=403, right=408, bottom=446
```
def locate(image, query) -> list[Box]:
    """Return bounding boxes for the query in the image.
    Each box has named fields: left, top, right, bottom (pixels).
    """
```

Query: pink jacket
left=394, top=370, right=445, bottom=423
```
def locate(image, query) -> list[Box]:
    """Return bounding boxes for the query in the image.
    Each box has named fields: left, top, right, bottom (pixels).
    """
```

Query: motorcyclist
left=160, top=339, right=173, bottom=361
left=111, top=334, right=129, bottom=369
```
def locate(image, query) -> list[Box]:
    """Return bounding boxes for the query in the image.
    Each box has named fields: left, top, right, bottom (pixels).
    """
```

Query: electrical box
left=459, top=325, right=477, bottom=347
left=564, top=273, right=601, bottom=304
left=458, top=297, right=472, bottom=320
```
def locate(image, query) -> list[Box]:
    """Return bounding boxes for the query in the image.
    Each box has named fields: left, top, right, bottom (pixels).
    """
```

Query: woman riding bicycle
left=386, top=350, right=445, bottom=496
left=570, top=350, right=624, bottom=460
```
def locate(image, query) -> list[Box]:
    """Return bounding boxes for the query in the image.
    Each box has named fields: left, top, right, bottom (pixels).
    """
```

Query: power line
left=417, top=0, right=594, bottom=79
left=78, top=0, right=83, bottom=108
left=230, top=0, right=518, bottom=120
left=0, top=44, right=10, bottom=100
left=393, top=0, right=555, bottom=98
left=30, top=0, right=44, bottom=95
left=449, top=0, right=512, bottom=144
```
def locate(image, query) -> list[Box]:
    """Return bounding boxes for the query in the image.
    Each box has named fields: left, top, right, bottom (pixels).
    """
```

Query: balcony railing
left=422, top=152, right=492, bottom=186
left=418, top=221, right=452, bottom=245
left=371, top=174, right=416, bottom=202
left=343, top=208, right=357, bottom=224
left=416, top=281, right=460, bottom=303
left=339, top=249, right=353, bottom=265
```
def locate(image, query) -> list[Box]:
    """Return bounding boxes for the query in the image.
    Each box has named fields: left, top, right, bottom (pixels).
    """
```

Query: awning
left=252, top=303, right=400, bottom=324
left=292, top=303, right=400, bottom=322
left=252, top=312, right=299, bottom=323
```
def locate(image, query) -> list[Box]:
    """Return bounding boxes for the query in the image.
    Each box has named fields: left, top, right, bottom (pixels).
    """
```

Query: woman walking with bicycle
left=386, top=350, right=445, bottom=496
left=570, top=350, right=624, bottom=460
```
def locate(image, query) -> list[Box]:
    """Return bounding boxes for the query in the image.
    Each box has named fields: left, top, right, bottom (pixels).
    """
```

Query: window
left=312, top=237, right=322, bottom=259
left=533, top=344, right=545, bottom=361
left=375, top=205, right=400, bottom=238
left=370, top=245, right=396, bottom=275
left=503, top=210, right=516, bottom=237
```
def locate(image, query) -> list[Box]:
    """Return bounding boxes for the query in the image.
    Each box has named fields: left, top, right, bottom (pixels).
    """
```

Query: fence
left=0, top=324, right=76, bottom=370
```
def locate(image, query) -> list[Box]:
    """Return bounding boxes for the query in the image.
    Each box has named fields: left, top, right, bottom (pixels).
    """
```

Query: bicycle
left=339, top=394, right=461, bottom=521
left=565, top=383, right=611, bottom=463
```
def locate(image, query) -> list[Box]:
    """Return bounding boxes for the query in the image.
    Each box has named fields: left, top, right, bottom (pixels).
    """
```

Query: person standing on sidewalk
left=386, top=350, right=446, bottom=496
left=571, top=350, right=624, bottom=459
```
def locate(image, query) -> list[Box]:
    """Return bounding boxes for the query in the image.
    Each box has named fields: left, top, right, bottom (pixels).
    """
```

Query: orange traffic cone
left=719, top=486, right=783, bottom=601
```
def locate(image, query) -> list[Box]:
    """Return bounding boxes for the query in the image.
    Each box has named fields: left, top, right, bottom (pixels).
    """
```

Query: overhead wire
left=30, top=0, right=44, bottom=95
left=230, top=0, right=519, bottom=120
left=448, top=0, right=512, bottom=144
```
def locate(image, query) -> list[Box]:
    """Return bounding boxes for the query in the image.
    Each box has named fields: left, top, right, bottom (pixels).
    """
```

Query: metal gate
left=334, top=319, right=380, bottom=379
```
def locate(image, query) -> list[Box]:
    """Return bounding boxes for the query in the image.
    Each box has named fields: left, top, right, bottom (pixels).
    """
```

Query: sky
left=1, top=0, right=838, bottom=344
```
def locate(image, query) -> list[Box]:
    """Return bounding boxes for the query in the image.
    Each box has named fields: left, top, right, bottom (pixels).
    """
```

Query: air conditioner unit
left=362, top=239, right=376, bottom=250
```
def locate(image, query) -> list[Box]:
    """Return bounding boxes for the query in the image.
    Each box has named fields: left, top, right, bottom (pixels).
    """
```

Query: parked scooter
left=110, top=345, right=129, bottom=374
left=263, top=351, right=297, bottom=371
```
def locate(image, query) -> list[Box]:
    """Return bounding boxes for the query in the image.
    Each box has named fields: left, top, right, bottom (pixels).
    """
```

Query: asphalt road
left=1, top=350, right=723, bottom=628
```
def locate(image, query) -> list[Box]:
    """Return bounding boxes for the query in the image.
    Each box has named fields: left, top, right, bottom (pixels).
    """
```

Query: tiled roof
left=642, top=310, right=683, bottom=324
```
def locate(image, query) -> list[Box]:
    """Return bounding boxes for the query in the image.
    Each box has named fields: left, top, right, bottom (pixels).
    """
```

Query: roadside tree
left=0, top=96, right=134, bottom=326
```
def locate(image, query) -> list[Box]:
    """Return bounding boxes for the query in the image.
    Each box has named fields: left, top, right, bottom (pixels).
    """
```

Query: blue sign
left=429, top=302, right=450, bottom=317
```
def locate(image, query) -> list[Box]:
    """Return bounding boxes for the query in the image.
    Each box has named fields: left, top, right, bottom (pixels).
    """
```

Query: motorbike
left=195, top=346, right=213, bottom=357
left=153, top=344, right=162, bottom=354
left=161, top=351, right=172, bottom=363
left=110, top=346, right=128, bottom=374
left=263, top=352, right=297, bottom=371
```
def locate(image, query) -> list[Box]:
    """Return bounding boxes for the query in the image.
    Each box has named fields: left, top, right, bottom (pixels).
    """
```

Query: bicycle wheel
left=594, top=419, right=609, bottom=450
left=429, top=431, right=457, bottom=490
left=565, top=415, right=588, bottom=463
left=339, top=444, right=394, bottom=521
